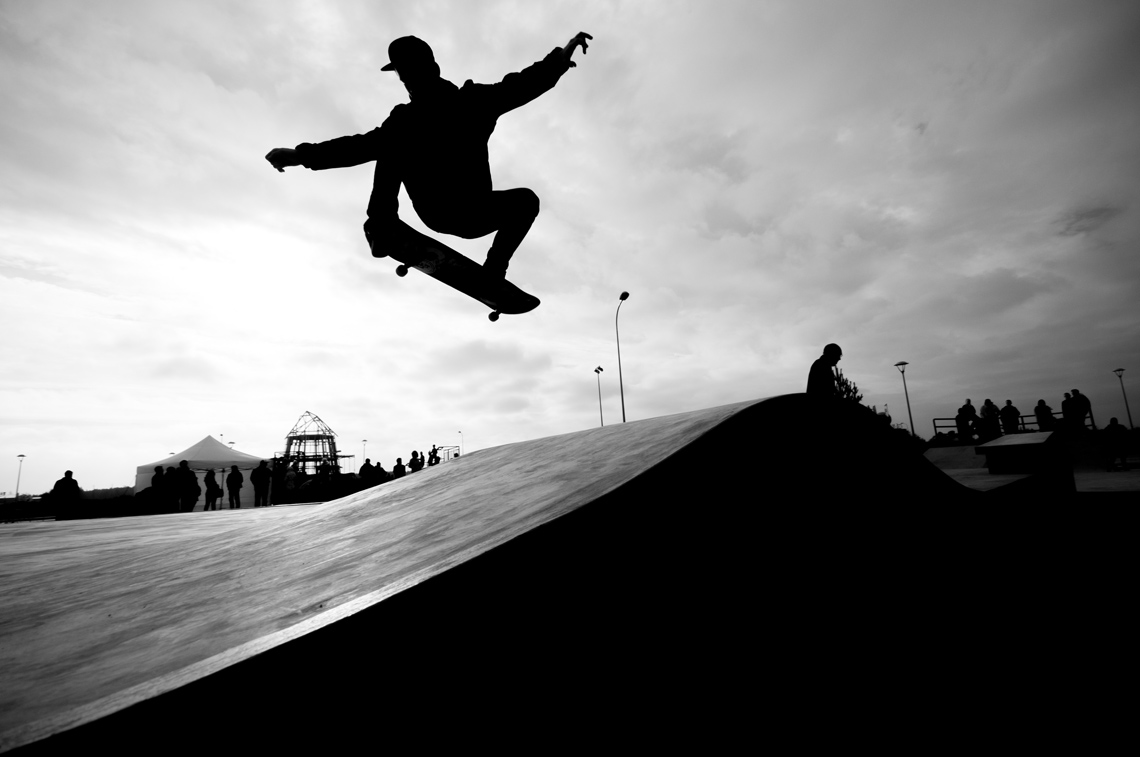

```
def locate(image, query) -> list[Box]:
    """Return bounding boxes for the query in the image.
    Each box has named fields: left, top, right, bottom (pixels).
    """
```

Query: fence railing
left=932, top=411, right=1094, bottom=437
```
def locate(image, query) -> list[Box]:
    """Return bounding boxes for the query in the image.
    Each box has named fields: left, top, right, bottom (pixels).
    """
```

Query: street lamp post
left=594, top=366, right=605, bottom=427
left=894, top=361, right=916, bottom=437
left=362, top=439, right=368, bottom=461
left=616, top=291, right=629, bottom=422
left=1113, top=369, right=1133, bottom=429
left=15, top=454, right=25, bottom=501
left=458, top=431, right=463, bottom=457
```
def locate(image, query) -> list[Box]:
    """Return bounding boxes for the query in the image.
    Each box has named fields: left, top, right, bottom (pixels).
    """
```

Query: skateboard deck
left=366, top=220, right=540, bottom=321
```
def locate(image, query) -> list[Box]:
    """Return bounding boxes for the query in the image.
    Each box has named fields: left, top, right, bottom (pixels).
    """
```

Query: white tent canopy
left=134, top=436, right=271, bottom=508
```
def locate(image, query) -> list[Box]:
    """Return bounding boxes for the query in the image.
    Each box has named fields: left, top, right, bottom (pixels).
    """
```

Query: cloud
left=1056, top=205, right=1122, bottom=237
left=663, top=130, right=750, bottom=184
left=148, top=356, right=223, bottom=382
left=423, top=339, right=552, bottom=377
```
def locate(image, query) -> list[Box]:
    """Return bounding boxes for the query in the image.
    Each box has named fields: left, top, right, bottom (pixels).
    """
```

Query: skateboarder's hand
left=563, top=32, right=592, bottom=67
left=265, top=147, right=300, bottom=173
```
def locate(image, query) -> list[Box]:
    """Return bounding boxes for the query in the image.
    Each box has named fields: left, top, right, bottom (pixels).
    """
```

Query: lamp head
left=619, top=292, right=629, bottom=301
left=894, top=361, right=909, bottom=373
left=1114, top=368, right=1125, bottom=378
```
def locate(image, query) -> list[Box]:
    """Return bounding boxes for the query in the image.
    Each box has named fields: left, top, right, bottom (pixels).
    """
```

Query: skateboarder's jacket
left=294, top=48, right=572, bottom=229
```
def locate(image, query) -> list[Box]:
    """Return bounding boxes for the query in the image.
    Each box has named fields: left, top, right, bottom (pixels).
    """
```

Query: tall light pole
left=616, top=291, right=629, bottom=422
left=362, top=439, right=368, bottom=461
left=15, top=454, right=25, bottom=501
left=894, top=361, right=916, bottom=437
left=594, top=366, right=605, bottom=427
left=1113, top=369, right=1133, bottom=429
left=458, top=431, right=463, bottom=456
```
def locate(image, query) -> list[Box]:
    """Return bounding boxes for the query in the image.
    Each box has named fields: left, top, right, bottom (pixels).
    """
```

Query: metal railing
left=932, top=410, right=1094, bottom=437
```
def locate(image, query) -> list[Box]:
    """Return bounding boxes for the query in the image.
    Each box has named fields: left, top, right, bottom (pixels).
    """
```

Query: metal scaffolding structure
left=278, top=411, right=352, bottom=475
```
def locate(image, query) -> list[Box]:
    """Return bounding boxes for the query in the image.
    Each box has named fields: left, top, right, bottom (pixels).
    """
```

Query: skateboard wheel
left=396, top=265, right=408, bottom=277
left=488, top=311, right=500, bottom=322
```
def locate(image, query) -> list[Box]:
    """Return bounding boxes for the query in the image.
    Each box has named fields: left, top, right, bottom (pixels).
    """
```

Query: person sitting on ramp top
left=265, top=32, right=593, bottom=282
left=807, top=343, right=843, bottom=398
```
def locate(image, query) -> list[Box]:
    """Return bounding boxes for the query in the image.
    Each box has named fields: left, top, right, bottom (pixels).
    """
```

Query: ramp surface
left=1, top=395, right=974, bottom=751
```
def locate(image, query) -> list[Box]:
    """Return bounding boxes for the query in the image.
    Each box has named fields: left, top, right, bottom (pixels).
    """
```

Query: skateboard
left=366, top=220, right=540, bottom=322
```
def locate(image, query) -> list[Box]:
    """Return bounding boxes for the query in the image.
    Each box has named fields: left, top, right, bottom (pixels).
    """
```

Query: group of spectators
left=20, top=444, right=450, bottom=521
left=805, top=345, right=1131, bottom=471
left=953, top=389, right=1096, bottom=443
left=358, top=445, right=445, bottom=485
left=148, top=459, right=273, bottom=512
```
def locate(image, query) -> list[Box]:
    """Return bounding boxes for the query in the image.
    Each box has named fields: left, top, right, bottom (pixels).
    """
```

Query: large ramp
left=2, top=395, right=981, bottom=751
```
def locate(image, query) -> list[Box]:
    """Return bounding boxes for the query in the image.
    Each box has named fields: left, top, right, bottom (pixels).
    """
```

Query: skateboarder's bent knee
left=515, top=188, right=540, bottom=220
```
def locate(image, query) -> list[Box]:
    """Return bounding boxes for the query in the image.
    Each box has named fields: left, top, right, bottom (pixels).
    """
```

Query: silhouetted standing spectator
left=162, top=466, right=179, bottom=513
left=428, top=446, right=440, bottom=466
left=251, top=460, right=272, bottom=507
left=392, top=458, right=406, bottom=479
left=1034, top=400, right=1055, bottom=431
left=806, top=343, right=842, bottom=398
left=955, top=400, right=977, bottom=442
left=176, top=460, right=200, bottom=513
left=226, top=465, right=243, bottom=509
left=270, top=461, right=286, bottom=505
left=51, top=471, right=81, bottom=508
left=409, top=451, right=424, bottom=472
left=1102, top=418, right=1129, bottom=471
left=285, top=462, right=299, bottom=501
left=373, top=461, right=390, bottom=484
left=204, top=469, right=222, bottom=511
left=980, top=399, right=1002, bottom=441
left=963, top=399, right=979, bottom=438
left=145, top=466, right=165, bottom=515
left=1072, top=389, right=1095, bottom=430
left=360, top=458, right=375, bottom=480
left=1061, top=392, right=1076, bottom=432
left=999, top=400, right=1021, bottom=435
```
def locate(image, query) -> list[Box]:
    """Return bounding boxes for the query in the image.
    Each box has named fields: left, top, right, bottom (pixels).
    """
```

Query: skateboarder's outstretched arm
left=266, top=125, right=389, bottom=173
left=478, top=32, right=593, bottom=117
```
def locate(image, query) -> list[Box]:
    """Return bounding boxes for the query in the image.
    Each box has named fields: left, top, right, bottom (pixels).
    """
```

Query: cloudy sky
left=2, top=0, right=1138, bottom=495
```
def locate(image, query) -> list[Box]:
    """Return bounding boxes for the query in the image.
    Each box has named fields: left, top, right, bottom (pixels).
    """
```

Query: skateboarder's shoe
left=364, top=217, right=406, bottom=258
left=482, top=258, right=508, bottom=280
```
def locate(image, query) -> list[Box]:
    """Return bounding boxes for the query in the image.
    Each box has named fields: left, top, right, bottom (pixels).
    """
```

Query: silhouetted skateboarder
left=266, top=32, right=592, bottom=283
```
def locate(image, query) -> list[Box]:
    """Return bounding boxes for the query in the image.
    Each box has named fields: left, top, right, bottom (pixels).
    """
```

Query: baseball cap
left=381, top=36, right=435, bottom=72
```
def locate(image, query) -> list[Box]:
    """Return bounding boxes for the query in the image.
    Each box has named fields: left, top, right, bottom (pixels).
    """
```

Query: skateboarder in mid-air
left=266, top=32, right=592, bottom=284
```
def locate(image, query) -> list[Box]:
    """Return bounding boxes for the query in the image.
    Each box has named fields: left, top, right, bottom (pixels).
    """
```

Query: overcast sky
left=2, top=0, right=1138, bottom=494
